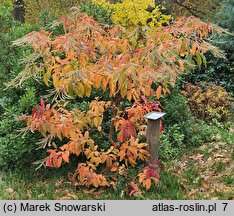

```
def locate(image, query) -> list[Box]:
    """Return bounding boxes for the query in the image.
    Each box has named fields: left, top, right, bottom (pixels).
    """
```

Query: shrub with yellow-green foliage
left=24, top=0, right=78, bottom=24
left=0, top=0, right=79, bottom=24
left=182, top=83, right=233, bottom=123
left=92, top=0, right=171, bottom=28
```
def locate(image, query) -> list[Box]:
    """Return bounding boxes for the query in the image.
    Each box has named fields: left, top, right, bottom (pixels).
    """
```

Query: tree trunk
left=13, top=0, right=25, bottom=23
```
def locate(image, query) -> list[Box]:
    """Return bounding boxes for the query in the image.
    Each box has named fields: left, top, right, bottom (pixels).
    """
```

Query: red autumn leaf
left=128, top=181, right=139, bottom=196
left=145, top=165, right=160, bottom=179
left=19, top=115, right=27, bottom=121
left=45, top=156, right=53, bottom=167
left=31, top=99, right=47, bottom=118
left=118, top=119, right=137, bottom=142
left=52, top=155, right=63, bottom=168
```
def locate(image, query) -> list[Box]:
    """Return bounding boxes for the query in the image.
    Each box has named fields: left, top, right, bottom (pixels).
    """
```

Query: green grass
left=0, top=123, right=233, bottom=200
left=224, top=174, right=234, bottom=186
left=0, top=154, right=232, bottom=200
left=0, top=167, right=187, bottom=200
left=213, top=161, right=226, bottom=173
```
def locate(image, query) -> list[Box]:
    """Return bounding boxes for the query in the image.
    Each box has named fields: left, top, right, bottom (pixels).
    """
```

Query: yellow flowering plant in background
left=92, top=0, right=171, bottom=28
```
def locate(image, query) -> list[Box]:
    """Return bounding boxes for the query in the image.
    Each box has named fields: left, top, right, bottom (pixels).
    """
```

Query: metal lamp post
left=144, top=111, right=165, bottom=163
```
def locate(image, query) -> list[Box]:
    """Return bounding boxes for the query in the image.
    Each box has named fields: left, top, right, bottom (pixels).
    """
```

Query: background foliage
left=0, top=2, right=44, bottom=169
left=181, top=0, right=234, bottom=94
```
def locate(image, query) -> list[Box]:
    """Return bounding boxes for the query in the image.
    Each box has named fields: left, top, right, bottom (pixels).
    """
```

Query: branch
left=108, top=120, right=116, bottom=146
left=171, top=0, right=205, bottom=17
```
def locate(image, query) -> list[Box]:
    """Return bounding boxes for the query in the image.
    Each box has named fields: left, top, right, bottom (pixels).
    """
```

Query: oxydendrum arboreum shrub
left=0, top=2, right=45, bottom=170
left=8, top=11, right=227, bottom=193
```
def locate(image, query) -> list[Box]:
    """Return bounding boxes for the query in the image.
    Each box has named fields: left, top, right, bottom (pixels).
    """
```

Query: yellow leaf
left=138, top=173, right=144, bottom=183
left=82, top=132, right=88, bottom=140
left=83, top=82, right=92, bottom=97
left=195, top=53, right=202, bottom=66
left=91, top=157, right=101, bottom=165
left=75, top=82, right=85, bottom=98
left=109, top=77, right=116, bottom=96
left=120, top=84, right=127, bottom=98
left=57, top=130, right=63, bottom=141
left=93, top=117, right=100, bottom=127
left=43, top=70, right=51, bottom=86
left=119, top=72, right=127, bottom=98
left=144, top=84, right=152, bottom=96
left=52, top=74, right=60, bottom=89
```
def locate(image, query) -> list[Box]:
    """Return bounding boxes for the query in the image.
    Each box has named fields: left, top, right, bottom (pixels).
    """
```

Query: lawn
left=1, top=127, right=232, bottom=200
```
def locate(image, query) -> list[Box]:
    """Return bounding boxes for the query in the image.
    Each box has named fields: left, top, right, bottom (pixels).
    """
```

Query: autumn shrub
left=182, top=83, right=233, bottom=123
left=7, top=10, right=226, bottom=192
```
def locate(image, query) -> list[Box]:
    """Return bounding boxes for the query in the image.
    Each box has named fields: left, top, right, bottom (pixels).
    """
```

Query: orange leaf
left=128, top=156, right=137, bottom=167
left=62, top=151, right=70, bottom=163
left=52, top=155, right=63, bottom=168
left=119, top=150, right=126, bottom=162
left=145, top=179, right=151, bottom=190
left=94, top=75, right=102, bottom=89
left=156, top=86, right=162, bottom=99
left=178, top=59, right=185, bottom=71
left=127, top=146, right=138, bottom=158
left=93, top=117, right=100, bottom=127
left=191, top=43, right=197, bottom=55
